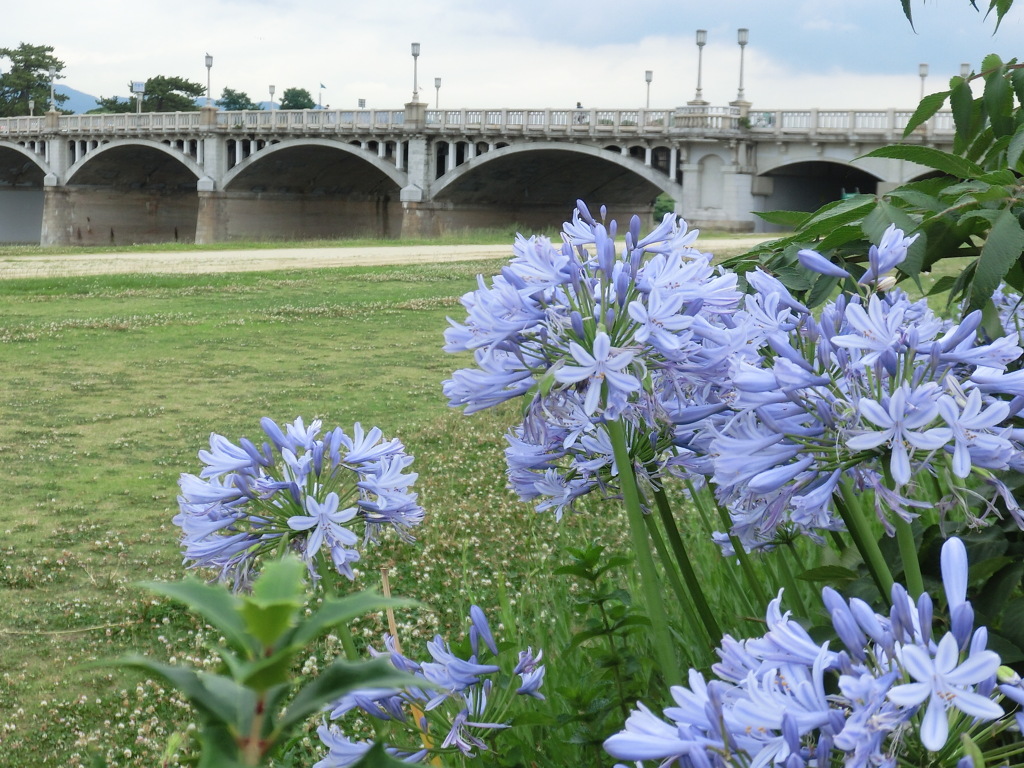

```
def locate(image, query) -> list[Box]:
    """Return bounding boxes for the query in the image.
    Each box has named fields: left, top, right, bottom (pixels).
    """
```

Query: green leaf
left=753, top=209, right=809, bottom=228
left=969, top=207, right=1024, bottom=311
left=925, top=275, right=957, bottom=296
left=864, top=145, right=984, bottom=180
left=278, top=656, right=424, bottom=733
left=1012, top=67, right=1024, bottom=108
left=1007, top=123, right=1024, bottom=171
left=288, top=590, right=417, bottom=651
left=960, top=733, right=986, bottom=768
left=806, top=273, right=840, bottom=310
left=138, top=579, right=253, bottom=656
left=983, top=60, right=1014, bottom=137
left=902, top=90, right=950, bottom=136
left=814, top=223, right=864, bottom=252
left=239, top=557, right=306, bottom=647
left=949, top=78, right=979, bottom=155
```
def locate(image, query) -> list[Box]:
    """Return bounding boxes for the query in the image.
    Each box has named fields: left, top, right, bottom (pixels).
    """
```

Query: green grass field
left=0, top=233, right=954, bottom=767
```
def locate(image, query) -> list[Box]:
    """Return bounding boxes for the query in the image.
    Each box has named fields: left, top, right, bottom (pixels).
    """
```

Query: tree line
left=0, top=42, right=317, bottom=115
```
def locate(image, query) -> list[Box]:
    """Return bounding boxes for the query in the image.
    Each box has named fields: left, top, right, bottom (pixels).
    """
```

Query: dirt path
left=0, top=236, right=772, bottom=280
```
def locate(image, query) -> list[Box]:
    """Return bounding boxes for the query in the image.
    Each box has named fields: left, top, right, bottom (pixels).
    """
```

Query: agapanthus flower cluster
left=174, top=417, right=423, bottom=588
left=316, top=606, right=545, bottom=767
left=680, top=226, right=1024, bottom=552
left=604, top=537, right=1024, bottom=768
left=443, top=201, right=743, bottom=518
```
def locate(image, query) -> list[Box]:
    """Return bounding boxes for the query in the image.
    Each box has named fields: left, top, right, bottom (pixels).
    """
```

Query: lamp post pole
left=269, top=84, right=275, bottom=110
left=919, top=63, right=929, bottom=100
left=645, top=70, right=652, bottom=108
left=205, top=53, right=213, bottom=107
left=692, top=29, right=707, bottom=104
left=411, top=42, right=421, bottom=101
left=48, top=66, right=56, bottom=111
left=960, top=62, right=971, bottom=78
left=28, top=98, right=34, bottom=116
left=435, top=77, right=441, bottom=109
left=736, top=28, right=749, bottom=102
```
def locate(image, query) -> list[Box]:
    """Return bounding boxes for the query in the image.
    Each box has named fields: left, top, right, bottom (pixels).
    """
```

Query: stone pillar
left=199, top=105, right=218, bottom=128
left=195, top=178, right=227, bottom=244
left=668, top=146, right=679, bottom=183
left=401, top=135, right=430, bottom=203
left=644, top=146, right=652, bottom=167
left=400, top=201, right=442, bottom=238
left=721, top=166, right=756, bottom=232
left=680, top=163, right=700, bottom=216
left=40, top=180, right=72, bottom=246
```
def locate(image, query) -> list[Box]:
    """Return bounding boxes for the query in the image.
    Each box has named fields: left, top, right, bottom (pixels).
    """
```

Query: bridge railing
left=422, top=108, right=673, bottom=133
left=746, top=109, right=955, bottom=137
left=0, top=107, right=957, bottom=140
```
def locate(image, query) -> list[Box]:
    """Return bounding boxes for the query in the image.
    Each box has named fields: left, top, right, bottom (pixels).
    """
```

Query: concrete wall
left=0, top=188, right=44, bottom=243
left=221, top=193, right=400, bottom=240
left=62, top=187, right=199, bottom=245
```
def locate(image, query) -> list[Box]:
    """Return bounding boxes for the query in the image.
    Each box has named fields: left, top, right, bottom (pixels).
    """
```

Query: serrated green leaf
left=288, top=590, right=417, bottom=651
left=814, top=224, right=864, bottom=252
left=925, top=275, right=957, bottom=296
left=885, top=188, right=945, bottom=213
left=138, top=579, right=253, bottom=656
left=969, top=207, right=1024, bottom=311
left=864, top=145, right=984, bottom=179
left=983, top=61, right=1014, bottom=137
left=773, top=265, right=814, bottom=292
left=806, top=273, right=840, bottom=310
left=902, top=90, right=950, bottom=137
left=949, top=79, right=978, bottom=155
left=795, top=195, right=877, bottom=240
left=753, top=209, right=810, bottom=228
left=1012, top=68, right=1024, bottom=107
left=1008, top=123, right=1024, bottom=171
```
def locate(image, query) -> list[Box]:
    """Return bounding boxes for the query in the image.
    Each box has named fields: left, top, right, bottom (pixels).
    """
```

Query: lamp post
left=269, top=84, right=275, bottom=110
left=205, top=53, right=213, bottom=107
left=645, top=70, right=652, bottom=108
left=28, top=98, right=34, bottom=116
left=131, top=81, right=145, bottom=113
left=692, top=29, right=707, bottom=104
left=411, top=42, right=421, bottom=101
left=48, top=66, right=56, bottom=111
left=919, top=63, right=928, bottom=100
left=435, top=77, right=441, bottom=109
left=960, top=62, right=970, bottom=79
left=736, top=28, right=749, bottom=103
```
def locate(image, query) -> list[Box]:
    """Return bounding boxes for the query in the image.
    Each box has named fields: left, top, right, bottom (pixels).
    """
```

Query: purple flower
left=553, top=331, right=641, bottom=415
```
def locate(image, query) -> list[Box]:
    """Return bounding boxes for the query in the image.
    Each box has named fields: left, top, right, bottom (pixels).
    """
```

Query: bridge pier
left=41, top=185, right=73, bottom=246
left=196, top=187, right=228, bottom=244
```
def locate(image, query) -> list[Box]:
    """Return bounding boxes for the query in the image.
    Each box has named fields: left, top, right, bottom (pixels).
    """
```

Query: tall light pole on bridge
left=735, top=28, right=749, bottom=103
left=411, top=42, right=421, bottom=102
left=48, top=66, right=56, bottom=112
left=205, top=53, right=213, bottom=107
left=269, top=84, right=275, bottom=110
left=435, top=77, right=441, bottom=109
left=645, top=70, right=652, bottom=108
left=919, top=63, right=929, bottom=100
left=690, top=30, right=708, bottom=106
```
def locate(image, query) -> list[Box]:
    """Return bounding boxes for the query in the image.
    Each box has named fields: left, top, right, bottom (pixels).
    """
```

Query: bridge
left=0, top=101, right=954, bottom=246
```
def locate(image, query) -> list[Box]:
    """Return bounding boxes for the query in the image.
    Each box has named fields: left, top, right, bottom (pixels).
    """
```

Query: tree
left=901, top=0, right=1016, bottom=27
left=217, top=87, right=259, bottom=111
left=0, top=42, right=67, bottom=116
left=91, top=75, right=205, bottom=113
left=279, top=87, right=315, bottom=110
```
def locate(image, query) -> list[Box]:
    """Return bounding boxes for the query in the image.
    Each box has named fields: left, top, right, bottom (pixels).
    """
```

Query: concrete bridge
left=0, top=101, right=954, bottom=246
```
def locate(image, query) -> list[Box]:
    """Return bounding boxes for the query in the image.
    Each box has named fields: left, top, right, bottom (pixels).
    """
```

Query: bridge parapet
left=0, top=106, right=955, bottom=144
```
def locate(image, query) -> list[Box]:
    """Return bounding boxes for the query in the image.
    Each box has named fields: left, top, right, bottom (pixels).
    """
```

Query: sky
left=3, top=0, right=1023, bottom=112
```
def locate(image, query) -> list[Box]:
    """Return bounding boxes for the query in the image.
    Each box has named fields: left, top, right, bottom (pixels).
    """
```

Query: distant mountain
left=55, top=85, right=107, bottom=114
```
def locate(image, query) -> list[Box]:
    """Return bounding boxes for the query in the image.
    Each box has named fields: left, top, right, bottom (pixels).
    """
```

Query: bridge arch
left=0, top=141, right=49, bottom=243
left=221, top=138, right=406, bottom=191
left=66, top=138, right=203, bottom=184
left=213, top=138, right=404, bottom=240
left=755, top=158, right=882, bottom=230
left=431, top=141, right=681, bottom=218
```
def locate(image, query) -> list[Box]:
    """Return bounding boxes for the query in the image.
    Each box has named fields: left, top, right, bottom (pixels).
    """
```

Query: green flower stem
left=837, top=481, right=894, bottom=603
left=894, top=516, right=924, bottom=599
left=336, top=621, right=360, bottom=663
left=651, top=485, right=721, bottom=643
left=687, top=478, right=770, bottom=609
left=776, top=544, right=811, bottom=620
left=606, top=419, right=682, bottom=686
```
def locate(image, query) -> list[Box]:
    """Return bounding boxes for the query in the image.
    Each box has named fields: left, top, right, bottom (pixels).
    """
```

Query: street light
left=919, top=63, right=929, bottom=100
left=960, top=62, right=971, bottom=79
left=28, top=98, right=34, bottom=116
left=48, top=66, right=56, bottom=111
left=434, top=77, right=442, bottom=109
left=205, top=53, right=213, bottom=107
left=645, top=70, right=653, bottom=108
left=736, top=28, right=749, bottom=102
left=269, top=84, right=275, bottom=110
left=411, top=42, right=421, bottom=101
left=693, top=29, right=707, bottom=103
